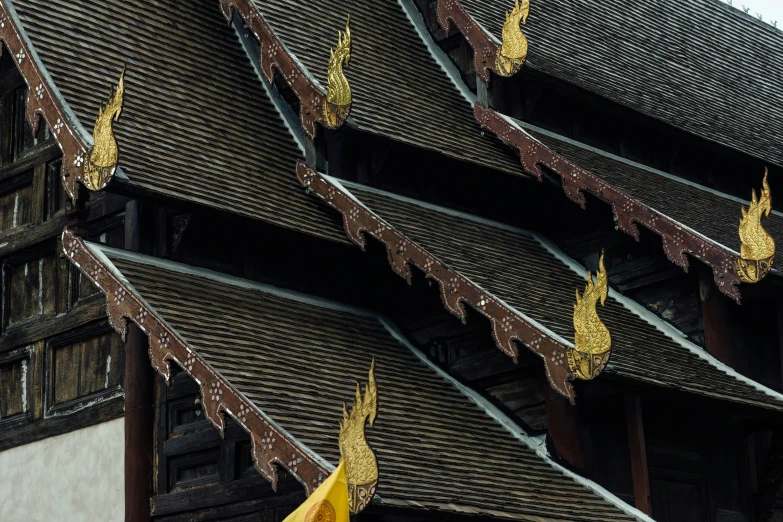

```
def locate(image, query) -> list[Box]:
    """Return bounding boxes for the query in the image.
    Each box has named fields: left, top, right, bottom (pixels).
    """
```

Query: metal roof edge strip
left=379, top=317, right=653, bottom=522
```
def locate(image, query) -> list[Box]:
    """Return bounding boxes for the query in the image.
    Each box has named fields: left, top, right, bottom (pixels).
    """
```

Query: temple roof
left=66, top=233, right=648, bottom=522
left=522, top=122, right=783, bottom=257
left=251, top=0, right=518, bottom=173
left=301, top=171, right=783, bottom=411
left=11, top=0, right=345, bottom=242
left=450, top=0, right=783, bottom=167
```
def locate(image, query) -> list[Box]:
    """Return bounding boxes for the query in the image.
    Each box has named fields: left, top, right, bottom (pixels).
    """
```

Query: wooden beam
left=124, top=199, right=154, bottom=522
left=698, top=264, right=735, bottom=365
left=545, top=385, right=585, bottom=470
left=624, top=394, right=652, bottom=516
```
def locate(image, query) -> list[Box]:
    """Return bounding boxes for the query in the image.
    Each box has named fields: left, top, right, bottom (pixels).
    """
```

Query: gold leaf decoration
left=323, top=17, right=352, bottom=128
left=569, top=251, right=611, bottom=380
left=338, top=358, right=377, bottom=514
left=495, top=0, right=530, bottom=77
left=736, top=170, right=775, bottom=283
left=84, top=68, right=125, bottom=191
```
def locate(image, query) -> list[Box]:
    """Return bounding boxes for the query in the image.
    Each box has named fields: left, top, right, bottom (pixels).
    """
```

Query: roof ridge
left=379, top=317, right=652, bottom=522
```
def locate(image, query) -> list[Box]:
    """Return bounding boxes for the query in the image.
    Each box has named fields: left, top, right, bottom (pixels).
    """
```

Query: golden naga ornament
left=569, top=251, right=612, bottom=380
left=495, top=0, right=530, bottom=77
left=338, top=358, right=378, bottom=514
left=323, top=18, right=352, bottom=128
left=84, top=69, right=125, bottom=191
left=736, top=170, right=776, bottom=283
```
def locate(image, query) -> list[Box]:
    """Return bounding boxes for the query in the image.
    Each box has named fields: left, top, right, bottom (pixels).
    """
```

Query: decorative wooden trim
left=296, top=162, right=576, bottom=402
left=0, top=1, right=90, bottom=201
left=219, top=0, right=343, bottom=138
left=474, top=104, right=744, bottom=303
left=61, top=229, right=331, bottom=495
left=435, top=0, right=502, bottom=84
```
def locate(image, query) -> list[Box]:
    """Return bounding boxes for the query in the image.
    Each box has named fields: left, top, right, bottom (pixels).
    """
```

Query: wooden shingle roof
left=66, top=233, right=648, bottom=522
left=448, top=0, right=783, bottom=167
left=12, top=0, right=346, bottom=242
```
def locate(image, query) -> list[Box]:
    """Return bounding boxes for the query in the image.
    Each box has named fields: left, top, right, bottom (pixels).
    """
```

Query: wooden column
left=124, top=200, right=154, bottom=522
left=698, top=265, right=734, bottom=365
left=545, top=386, right=585, bottom=470
left=624, top=394, right=652, bottom=516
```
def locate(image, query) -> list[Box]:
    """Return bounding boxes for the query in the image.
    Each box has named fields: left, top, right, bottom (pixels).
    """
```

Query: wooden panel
left=49, top=327, right=123, bottom=409
left=168, top=449, right=221, bottom=492
left=0, top=182, right=32, bottom=232
left=0, top=355, right=27, bottom=419
left=5, top=252, right=57, bottom=328
left=650, top=471, right=709, bottom=522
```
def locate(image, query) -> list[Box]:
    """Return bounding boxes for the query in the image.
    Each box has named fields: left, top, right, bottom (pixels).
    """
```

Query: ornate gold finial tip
left=736, top=169, right=775, bottom=283
left=323, top=16, right=352, bottom=128
left=338, top=358, right=378, bottom=514
left=495, top=0, right=530, bottom=77
left=569, top=250, right=611, bottom=380
left=83, top=67, right=125, bottom=191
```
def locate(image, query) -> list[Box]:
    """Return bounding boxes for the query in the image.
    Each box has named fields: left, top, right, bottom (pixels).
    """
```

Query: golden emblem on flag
left=569, top=251, right=612, bottom=380
left=736, top=169, right=775, bottom=283
left=284, top=359, right=378, bottom=522
left=84, top=68, right=125, bottom=191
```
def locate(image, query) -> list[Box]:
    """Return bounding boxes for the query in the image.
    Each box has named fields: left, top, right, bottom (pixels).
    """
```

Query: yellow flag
left=283, top=460, right=350, bottom=522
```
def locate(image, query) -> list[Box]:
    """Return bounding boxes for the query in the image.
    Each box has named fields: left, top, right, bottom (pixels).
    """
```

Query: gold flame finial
left=323, top=17, right=352, bottom=128
left=569, top=251, right=612, bottom=380
left=84, top=68, right=125, bottom=191
left=736, top=169, right=776, bottom=283
left=338, top=358, right=377, bottom=514
left=495, top=0, right=530, bottom=77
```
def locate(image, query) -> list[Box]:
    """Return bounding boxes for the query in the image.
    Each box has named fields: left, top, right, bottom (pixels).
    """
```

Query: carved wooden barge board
left=474, top=104, right=744, bottom=303
left=436, top=0, right=501, bottom=84
left=0, top=1, right=90, bottom=201
left=61, top=229, right=332, bottom=495
left=219, top=0, right=340, bottom=138
left=296, top=162, right=577, bottom=401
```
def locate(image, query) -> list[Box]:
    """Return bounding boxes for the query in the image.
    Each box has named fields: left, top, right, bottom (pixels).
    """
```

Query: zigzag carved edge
left=0, top=1, right=89, bottom=201
left=220, top=0, right=342, bottom=137
left=435, top=0, right=502, bottom=84
left=474, top=104, right=743, bottom=303
left=296, top=162, right=576, bottom=402
left=62, top=229, right=330, bottom=495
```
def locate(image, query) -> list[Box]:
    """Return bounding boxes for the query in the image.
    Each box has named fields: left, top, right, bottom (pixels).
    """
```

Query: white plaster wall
left=0, top=417, right=124, bottom=521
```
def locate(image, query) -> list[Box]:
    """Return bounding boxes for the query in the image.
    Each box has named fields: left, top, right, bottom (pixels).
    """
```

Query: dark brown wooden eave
left=435, top=0, right=504, bottom=83
left=219, top=0, right=343, bottom=138
left=474, top=104, right=746, bottom=303
left=62, top=229, right=332, bottom=494
left=296, top=162, right=577, bottom=402
left=0, top=0, right=92, bottom=201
